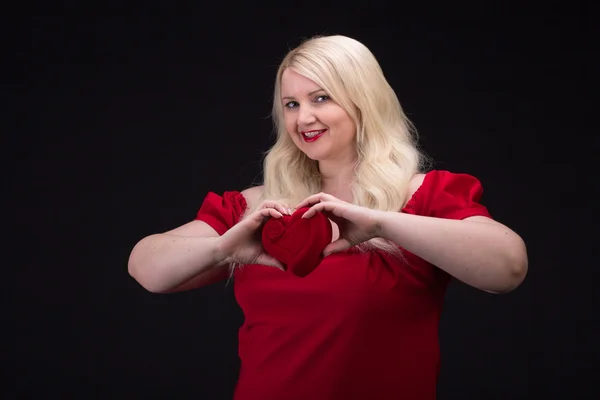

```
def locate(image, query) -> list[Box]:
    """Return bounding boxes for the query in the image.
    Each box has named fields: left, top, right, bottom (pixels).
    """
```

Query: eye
left=315, top=95, right=330, bottom=103
left=284, top=101, right=299, bottom=109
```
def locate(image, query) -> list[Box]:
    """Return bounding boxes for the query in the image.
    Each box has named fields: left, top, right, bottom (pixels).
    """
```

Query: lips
left=301, top=129, right=327, bottom=143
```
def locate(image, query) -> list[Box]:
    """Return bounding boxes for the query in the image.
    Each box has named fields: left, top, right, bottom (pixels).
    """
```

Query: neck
left=318, top=157, right=358, bottom=202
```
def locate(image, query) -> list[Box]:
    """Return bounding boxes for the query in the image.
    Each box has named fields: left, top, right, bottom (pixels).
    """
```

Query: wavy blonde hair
left=253, top=35, right=428, bottom=253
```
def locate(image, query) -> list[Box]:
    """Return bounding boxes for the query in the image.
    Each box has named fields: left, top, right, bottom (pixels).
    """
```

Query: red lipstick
left=301, top=129, right=327, bottom=143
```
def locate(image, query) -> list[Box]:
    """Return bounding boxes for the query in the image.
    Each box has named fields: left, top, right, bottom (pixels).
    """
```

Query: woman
left=128, top=35, right=528, bottom=399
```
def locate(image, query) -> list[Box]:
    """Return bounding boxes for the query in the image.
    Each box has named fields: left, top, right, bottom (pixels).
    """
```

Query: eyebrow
left=282, top=88, right=326, bottom=100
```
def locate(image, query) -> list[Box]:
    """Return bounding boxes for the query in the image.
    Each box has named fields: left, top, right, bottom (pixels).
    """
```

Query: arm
left=377, top=213, right=528, bottom=294
left=128, top=186, right=286, bottom=294
left=299, top=174, right=527, bottom=294
left=128, top=221, right=230, bottom=294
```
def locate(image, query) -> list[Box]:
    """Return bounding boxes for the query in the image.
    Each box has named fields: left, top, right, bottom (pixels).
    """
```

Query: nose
left=297, top=104, right=317, bottom=127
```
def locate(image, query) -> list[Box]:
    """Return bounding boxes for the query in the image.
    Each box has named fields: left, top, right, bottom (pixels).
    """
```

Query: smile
left=301, top=129, right=327, bottom=142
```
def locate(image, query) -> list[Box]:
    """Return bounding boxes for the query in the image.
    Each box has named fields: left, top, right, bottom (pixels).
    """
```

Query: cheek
left=285, top=119, right=296, bottom=139
left=332, top=112, right=355, bottom=138
left=283, top=115, right=296, bottom=135
left=284, top=110, right=296, bottom=126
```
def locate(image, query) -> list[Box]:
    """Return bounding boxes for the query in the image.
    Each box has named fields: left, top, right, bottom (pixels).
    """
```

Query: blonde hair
left=254, top=35, right=428, bottom=254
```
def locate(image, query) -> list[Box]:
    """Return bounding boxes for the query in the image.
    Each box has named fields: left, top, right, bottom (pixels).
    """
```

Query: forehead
left=280, top=68, right=322, bottom=96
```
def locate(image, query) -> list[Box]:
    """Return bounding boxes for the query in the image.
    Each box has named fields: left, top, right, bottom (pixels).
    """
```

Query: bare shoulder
left=407, top=173, right=427, bottom=198
left=241, top=185, right=264, bottom=210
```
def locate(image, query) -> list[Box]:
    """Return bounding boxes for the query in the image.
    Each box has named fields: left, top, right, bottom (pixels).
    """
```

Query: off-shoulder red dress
left=195, top=170, right=492, bottom=400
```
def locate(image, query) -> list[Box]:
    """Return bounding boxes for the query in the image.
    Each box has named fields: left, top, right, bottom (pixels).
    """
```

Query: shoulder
left=408, top=170, right=483, bottom=197
left=404, top=170, right=491, bottom=219
left=401, top=173, right=427, bottom=210
left=241, top=185, right=264, bottom=210
left=407, top=173, right=427, bottom=199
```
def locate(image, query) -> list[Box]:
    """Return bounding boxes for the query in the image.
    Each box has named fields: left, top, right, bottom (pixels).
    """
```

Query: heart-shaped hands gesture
left=296, top=193, right=384, bottom=256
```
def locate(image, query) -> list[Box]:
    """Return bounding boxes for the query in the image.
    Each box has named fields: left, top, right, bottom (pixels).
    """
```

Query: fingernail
left=287, top=208, right=292, bottom=215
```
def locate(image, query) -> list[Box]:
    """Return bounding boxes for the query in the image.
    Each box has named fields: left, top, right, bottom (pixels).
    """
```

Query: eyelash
left=284, top=95, right=330, bottom=109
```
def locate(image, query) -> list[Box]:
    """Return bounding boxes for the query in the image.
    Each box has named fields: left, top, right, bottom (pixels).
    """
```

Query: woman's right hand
left=216, top=200, right=292, bottom=270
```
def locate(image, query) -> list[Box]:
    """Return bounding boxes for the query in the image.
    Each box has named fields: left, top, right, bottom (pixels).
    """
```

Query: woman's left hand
left=296, top=193, right=383, bottom=256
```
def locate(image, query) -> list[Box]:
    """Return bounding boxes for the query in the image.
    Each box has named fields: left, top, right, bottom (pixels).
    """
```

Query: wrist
left=212, top=236, right=233, bottom=266
left=372, top=209, right=391, bottom=239
left=375, top=210, right=405, bottom=241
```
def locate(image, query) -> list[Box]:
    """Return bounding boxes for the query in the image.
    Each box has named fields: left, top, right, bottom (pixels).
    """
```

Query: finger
left=295, top=192, right=338, bottom=209
left=263, top=208, right=284, bottom=219
left=323, top=238, right=353, bottom=256
left=260, top=200, right=290, bottom=216
left=301, top=202, right=326, bottom=218
left=261, top=201, right=289, bottom=216
left=255, top=254, right=286, bottom=271
left=254, top=207, right=283, bottom=223
left=302, top=201, right=346, bottom=219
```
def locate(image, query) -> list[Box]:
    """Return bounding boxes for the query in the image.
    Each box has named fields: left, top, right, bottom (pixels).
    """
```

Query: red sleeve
left=415, top=170, right=492, bottom=220
left=194, top=191, right=248, bottom=235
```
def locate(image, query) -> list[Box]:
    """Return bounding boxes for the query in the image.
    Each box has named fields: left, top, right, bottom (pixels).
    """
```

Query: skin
left=283, top=68, right=528, bottom=294
left=128, top=67, right=527, bottom=295
left=281, top=68, right=358, bottom=201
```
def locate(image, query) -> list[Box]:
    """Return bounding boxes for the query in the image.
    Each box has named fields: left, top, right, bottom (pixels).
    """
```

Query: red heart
left=261, top=207, right=332, bottom=277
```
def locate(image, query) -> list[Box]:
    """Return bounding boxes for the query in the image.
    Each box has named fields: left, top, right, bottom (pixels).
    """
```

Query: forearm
left=128, top=234, right=228, bottom=293
left=376, top=212, right=528, bottom=293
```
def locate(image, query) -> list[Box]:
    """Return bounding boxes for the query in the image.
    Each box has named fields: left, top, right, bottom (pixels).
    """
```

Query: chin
left=302, top=150, right=327, bottom=162
left=294, top=140, right=332, bottom=162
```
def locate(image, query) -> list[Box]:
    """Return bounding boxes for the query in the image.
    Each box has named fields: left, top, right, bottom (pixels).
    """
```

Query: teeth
left=303, top=130, right=324, bottom=138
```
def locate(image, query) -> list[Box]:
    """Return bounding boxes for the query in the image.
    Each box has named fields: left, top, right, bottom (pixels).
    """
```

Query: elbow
left=129, top=264, right=166, bottom=293
left=128, top=256, right=151, bottom=292
left=128, top=242, right=165, bottom=294
left=506, top=235, right=529, bottom=291
left=489, top=259, right=527, bottom=294
left=488, top=237, right=529, bottom=294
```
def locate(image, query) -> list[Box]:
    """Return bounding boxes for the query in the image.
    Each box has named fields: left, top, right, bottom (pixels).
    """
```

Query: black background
left=6, top=8, right=595, bottom=400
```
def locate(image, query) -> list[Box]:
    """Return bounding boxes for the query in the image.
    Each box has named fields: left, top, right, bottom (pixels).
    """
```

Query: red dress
left=195, top=170, right=492, bottom=400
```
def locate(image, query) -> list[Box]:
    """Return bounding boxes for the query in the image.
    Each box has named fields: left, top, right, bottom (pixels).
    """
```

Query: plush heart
left=261, top=207, right=332, bottom=277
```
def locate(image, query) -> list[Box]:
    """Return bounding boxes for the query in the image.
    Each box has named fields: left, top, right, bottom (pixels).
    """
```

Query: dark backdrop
left=7, top=9, right=595, bottom=400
